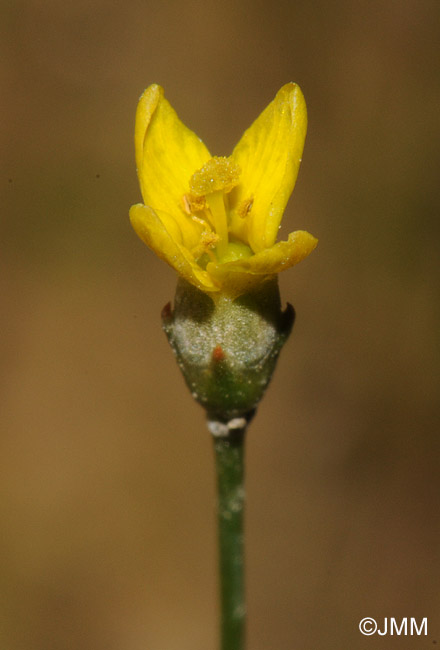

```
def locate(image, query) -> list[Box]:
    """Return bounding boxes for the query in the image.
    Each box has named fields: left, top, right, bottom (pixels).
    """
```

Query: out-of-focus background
left=2, top=1, right=439, bottom=648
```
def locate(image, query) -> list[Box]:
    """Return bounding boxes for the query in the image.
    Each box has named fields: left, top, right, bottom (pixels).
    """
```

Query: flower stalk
left=211, top=423, right=247, bottom=650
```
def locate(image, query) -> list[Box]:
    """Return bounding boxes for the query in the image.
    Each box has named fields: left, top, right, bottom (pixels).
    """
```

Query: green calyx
left=162, top=278, right=294, bottom=422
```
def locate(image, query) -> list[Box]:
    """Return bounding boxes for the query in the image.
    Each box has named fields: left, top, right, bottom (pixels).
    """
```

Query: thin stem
left=212, top=424, right=246, bottom=650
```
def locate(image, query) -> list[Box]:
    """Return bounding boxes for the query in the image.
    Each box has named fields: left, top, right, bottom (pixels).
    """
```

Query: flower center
left=187, top=157, right=240, bottom=258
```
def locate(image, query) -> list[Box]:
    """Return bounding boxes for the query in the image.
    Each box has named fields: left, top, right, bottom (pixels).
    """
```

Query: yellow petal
left=135, top=85, right=211, bottom=229
left=130, top=203, right=219, bottom=293
left=207, top=231, right=317, bottom=293
left=229, top=83, right=307, bottom=252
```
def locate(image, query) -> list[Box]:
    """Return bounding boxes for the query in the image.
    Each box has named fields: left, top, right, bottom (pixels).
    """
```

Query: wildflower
left=130, top=83, right=317, bottom=298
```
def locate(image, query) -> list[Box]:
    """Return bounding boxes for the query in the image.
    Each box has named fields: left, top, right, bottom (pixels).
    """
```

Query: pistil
left=206, top=191, right=229, bottom=257
left=189, top=156, right=241, bottom=262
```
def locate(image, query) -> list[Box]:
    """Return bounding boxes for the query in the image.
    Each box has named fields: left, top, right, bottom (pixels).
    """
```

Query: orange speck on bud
left=161, top=301, right=173, bottom=321
left=212, top=344, right=226, bottom=362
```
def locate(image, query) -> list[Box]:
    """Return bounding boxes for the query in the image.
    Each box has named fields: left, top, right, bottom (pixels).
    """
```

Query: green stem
left=211, top=421, right=247, bottom=650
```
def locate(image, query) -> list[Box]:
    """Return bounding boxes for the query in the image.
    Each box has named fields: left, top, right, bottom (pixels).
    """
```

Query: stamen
left=191, top=214, right=210, bottom=228
left=182, top=194, right=191, bottom=214
left=182, top=193, right=207, bottom=215
left=238, top=197, right=254, bottom=218
left=191, top=231, right=220, bottom=261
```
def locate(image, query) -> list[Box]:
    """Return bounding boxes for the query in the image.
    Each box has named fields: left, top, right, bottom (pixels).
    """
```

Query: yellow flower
left=130, top=83, right=317, bottom=297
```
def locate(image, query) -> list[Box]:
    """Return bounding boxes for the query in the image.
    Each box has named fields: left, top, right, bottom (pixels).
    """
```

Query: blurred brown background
left=1, top=0, right=439, bottom=648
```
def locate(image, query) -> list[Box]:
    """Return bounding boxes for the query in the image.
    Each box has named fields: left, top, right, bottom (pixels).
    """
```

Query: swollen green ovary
left=205, top=191, right=253, bottom=263
left=217, top=240, right=253, bottom=263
